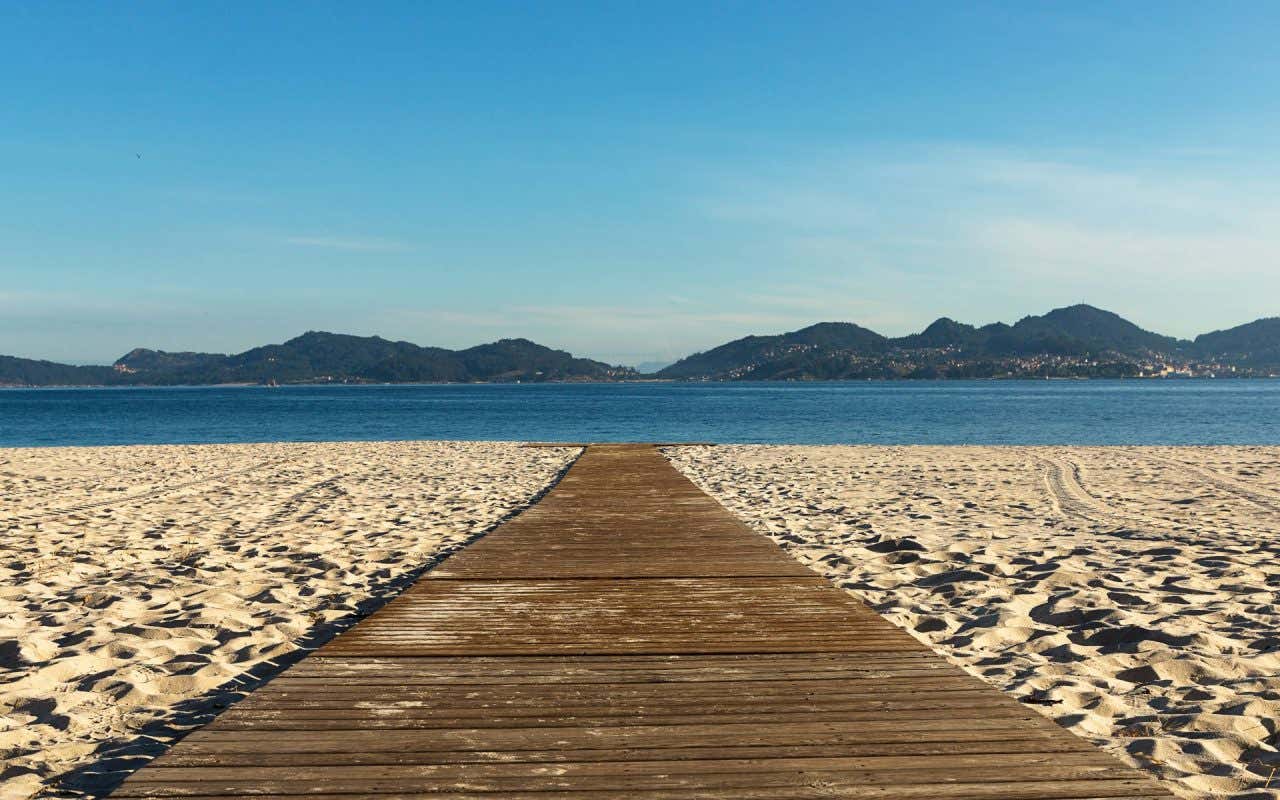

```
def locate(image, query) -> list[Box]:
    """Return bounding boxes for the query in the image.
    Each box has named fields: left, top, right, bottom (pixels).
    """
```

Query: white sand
left=8, top=440, right=1278, bottom=799
left=0, top=441, right=576, bottom=799
left=668, top=445, right=1280, bottom=800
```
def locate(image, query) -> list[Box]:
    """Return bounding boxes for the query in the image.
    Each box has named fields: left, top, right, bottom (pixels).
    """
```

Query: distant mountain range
left=656, top=305, right=1280, bottom=380
left=2, top=306, right=1278, bottom=386
left=0, top=332, right=635, bottom=387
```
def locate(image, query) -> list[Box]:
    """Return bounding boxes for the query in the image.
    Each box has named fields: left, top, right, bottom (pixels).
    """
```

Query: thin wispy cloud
left=0, top=290, right=182, bottom=317
left=969, top=217, right=1280, bottom=280
left=280, top=235, right=411, bottom=252
left=701, top=191, right=870, bottom=232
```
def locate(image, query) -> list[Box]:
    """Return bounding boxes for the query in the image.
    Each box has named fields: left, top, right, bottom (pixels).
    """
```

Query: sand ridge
left=0, top=441, right=577, bottom=799
left=668, top=445, right=1280, bottom=800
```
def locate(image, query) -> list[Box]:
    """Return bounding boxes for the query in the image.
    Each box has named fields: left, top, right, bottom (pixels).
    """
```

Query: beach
left=0, top=441, right=576, bottom=799
left=4, top=441, right=1279, bottom=799
left=668, top=445, right=1280, bottom=800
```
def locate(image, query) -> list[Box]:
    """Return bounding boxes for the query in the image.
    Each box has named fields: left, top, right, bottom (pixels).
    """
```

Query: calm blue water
left=1, top=381, right=1277, bottom=447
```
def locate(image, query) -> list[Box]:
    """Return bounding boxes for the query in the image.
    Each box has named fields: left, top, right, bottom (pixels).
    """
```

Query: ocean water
left=2, top=380, right=1278, bottom=448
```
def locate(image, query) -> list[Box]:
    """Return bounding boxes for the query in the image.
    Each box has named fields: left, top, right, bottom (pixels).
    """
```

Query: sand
left=8, top=440, right=1279, bottom=799
left=0, top=441, right=576, bottom=799
left=667, top=445, right=1280, bottom=800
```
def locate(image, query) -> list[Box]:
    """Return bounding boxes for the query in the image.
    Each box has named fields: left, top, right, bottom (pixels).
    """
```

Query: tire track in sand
left=1035, top=450, right=1172, bottom=535
left=2, top=458, right=289, bottom=525
left=0, top=453, right=274, bottom=508
left=258, top=475, right=347, bottom=528
left=1038, top=451, right=1120, bottom=526
left=1127, top=450, right=1280, bottom=516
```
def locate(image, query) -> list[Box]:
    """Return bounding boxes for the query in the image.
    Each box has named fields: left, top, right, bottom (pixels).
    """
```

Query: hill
left=1, top=332, right=633, bottom=387
left=892, top=317, right=985, bottom=350
left=995, top=304, right=1184, bottom=356
left=1194, top=318, right=1280, bottom=369
left=0, top=356, right=117, bottom=387
left=658, top=322, right=888, bottom=380
left=657, top=305, right=1277, bottom=380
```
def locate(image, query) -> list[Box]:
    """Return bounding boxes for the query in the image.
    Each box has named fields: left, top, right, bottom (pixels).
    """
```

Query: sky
left=4, top=2, right=1280, bottom=367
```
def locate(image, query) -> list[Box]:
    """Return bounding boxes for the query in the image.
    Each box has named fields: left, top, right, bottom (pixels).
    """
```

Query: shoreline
left=3, top=374, right=1280, bottom=390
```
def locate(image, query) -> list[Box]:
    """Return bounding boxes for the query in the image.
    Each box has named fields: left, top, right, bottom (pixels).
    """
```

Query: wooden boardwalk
left=112, top=444, right=1172, bottom=799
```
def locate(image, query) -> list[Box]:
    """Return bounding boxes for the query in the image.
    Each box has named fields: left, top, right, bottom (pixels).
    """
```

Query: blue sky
left=4, top=2, right=1280, bottom=366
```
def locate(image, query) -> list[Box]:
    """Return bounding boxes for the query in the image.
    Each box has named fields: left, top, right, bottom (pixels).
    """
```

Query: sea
left=1, top=380, right=1277, bottom=448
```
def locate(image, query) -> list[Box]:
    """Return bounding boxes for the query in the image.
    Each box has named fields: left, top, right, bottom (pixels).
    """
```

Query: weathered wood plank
left=155, top=740, right=1098, bottom=768
left=173, top=723, right=1099, bottom=753
left=112, top=790, right=1171, bottom=800
left=109, top=769, right=1156, bottom=797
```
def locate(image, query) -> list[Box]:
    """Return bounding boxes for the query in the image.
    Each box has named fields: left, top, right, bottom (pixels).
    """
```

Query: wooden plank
left=121, top=753, right=1137, bottom=787
left=174, top=720, right=1097, bottom=748
left=165, top=731, right=1102, bottom=771
left=128, top=750, right=1125, bottom=777
left=112, top=790, right=1171, bottom=800
left=231, top=681, right=993, bottom=704
left=195, top=709, right=1048, bottom=733
left=110, top=443, right=1172, bottom=799
left=110, top=769, right=1153, bottom=797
